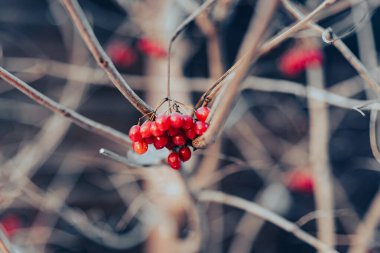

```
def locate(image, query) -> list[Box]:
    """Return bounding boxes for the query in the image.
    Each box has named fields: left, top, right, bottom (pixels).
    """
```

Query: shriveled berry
left=129, top=125, right=142, bottom=142
left=140, top=121, right=152, bottom=138
left=155, top=114, right=171, bottom=131
left=194, top=121, right=208, bottom=136
left=170, top=112, right=184, bottom=128
left=153, top=135, right=169, bottom=149
left=195, top=107, right=210, bottom=122
left=133, top=140, right=148, bottom=154
left=167, top=152, right=181, bottom=170
left=172, top=134, right=187, bottom=146
left=150, top=121, right=164, bottom=137
left=179, top=146, right=191, bottom=162
left=182, top=115, right=195, bottom=130
left=185, top=127, right=197, bottom=139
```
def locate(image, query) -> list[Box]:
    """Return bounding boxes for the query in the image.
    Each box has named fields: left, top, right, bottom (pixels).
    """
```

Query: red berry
left=165, top=140, right=176, bottom=150
left=133, top=140, right=148, bottom=154
left=179, top=146, right=191, bottom=162
left=194, top=121, right=208, bottom=136
left=1, top=215, right=21, bottom=237
left=185, top=127, right=197, bottom=139
left=107, top=41, right=137, bottom=67
left=170, top=112, right=184, bottom=128
left=155, top=114, right=171, bottom=131
left=144, top=137, right=154, bottom=144
left=195, top=107, right=210, bottom=122
left=167, top=127, right=180, bottom=137
left=153, top=135, right=169, bottom=149
left=137, top=37, right=167, bottom=59
left=150, top=121, right=164, bottom=137
left=172, top=134, right=187, bottom=146
left=140, top=121, right=152, bottom=138
left=129, top=125, right=142, bottom=142
left=167, top=152, right=181, bottom=170
left=285, top=171, right=314, bottom=193
left=182, top=115, right=194, bottom=130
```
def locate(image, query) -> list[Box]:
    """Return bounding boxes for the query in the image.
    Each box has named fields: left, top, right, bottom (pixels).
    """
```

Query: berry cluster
left=129, top=107, right=210, bottom=169
left=279, top=48, right=323, bottom=77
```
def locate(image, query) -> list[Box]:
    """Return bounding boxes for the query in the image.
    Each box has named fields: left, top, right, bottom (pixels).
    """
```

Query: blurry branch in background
left=282, top=0, right=380, bottom=96
left=195, top=0, right=339, bottom=109
left=193, top=0, right=338, bottom=148
left=0, top=67, right=131, bottom=146
left=0, top=227, right=15, bottom=253
left=199, top=190, right=340, bottom=253
left=61, top=0, right=153, bottom=115
left=306, top=42, right=335, bottom=250
left=192, top=0, right=279, bottom=148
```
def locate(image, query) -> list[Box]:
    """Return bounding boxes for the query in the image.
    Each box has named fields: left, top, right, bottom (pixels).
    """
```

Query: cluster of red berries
left=129, top=107, right=210, bottom=169
left=279, top=48, right=323, bottom=77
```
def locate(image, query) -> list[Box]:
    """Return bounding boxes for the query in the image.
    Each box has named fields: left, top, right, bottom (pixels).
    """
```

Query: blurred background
left=0, top=0, right=379, bottom=252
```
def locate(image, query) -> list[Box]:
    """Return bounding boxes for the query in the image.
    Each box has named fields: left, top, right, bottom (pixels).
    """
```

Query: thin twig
left=198, top=190, right=340, bottom=253
left=61, top=0, right=153, bottom=114
left=0, top=227, right=15, bottom=253
left=192, top=0, right=278, bottom=148
left=0, top=66, right=131, bottom=146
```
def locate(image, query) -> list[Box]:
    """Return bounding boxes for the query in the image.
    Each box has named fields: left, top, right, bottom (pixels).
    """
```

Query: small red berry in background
left=137, top=37, right=167, bottom=59
left=106, top=41, right=137, bottom=67
left=285, top=170, right=314, bottom=194
left=279, top=47, right=323, bottom=77
left=195, top=107, right=210, bottom=122
left=1, top=215, right=21, bottom=237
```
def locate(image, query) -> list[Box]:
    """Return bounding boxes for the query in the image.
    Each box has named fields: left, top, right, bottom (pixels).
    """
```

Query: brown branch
left=0, top=66, right=131, bottom=146
left=198, top=190, right=340, bottom=253
left=192, top=0, right=279, bottom=148
left=61, top=0, right=153, bottom=114
left=306, top=46, right=336, bottom=250
left=0, top=227, right=15, bottom=253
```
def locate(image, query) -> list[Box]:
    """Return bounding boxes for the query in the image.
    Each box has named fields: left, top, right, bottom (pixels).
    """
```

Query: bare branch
left=0, top=66, right=131, bottom=146
left=61, top=0, right=153, bottom=114
left=198, top=190, right=340, bottom=253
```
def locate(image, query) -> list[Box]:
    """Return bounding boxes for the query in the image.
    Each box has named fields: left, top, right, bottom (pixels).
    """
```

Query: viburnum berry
left=140, top=121, right=152, bottom=138
left=150, top=121, right=164, bottom=137
left=167, top=127, right=180, bottom=137
left=107, top=41, right=136, bottom=67
left=185, top=127, right=197, bottom=140
left=195, top=107, right=210, bottom=122
left=179, top=146, right=191, bottom=162
left=285, top=170, right=314, bottom=193
left=153, top=135, right=169, bottom=149
left=133, top=140, right=148, bottom=155
left=182, top=115, right=195, bottom=130
left=167, top=152, right=181, bottom=170
left=137, top=37, right=167, bottom=59
left=279, top=47, right=323, bottom=77
left=144, top=136, right=154, bottom=144
left=129, top=125, right=142, bottom=142
left=165, top=140, right=176, bottom=150
left=194, top=121, right=208, bottom=136
left=170, top=112, right=184, bottom=128
left=172, top=134, right=187, bottom=146
left=155, top=114, right=171, bottom=131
